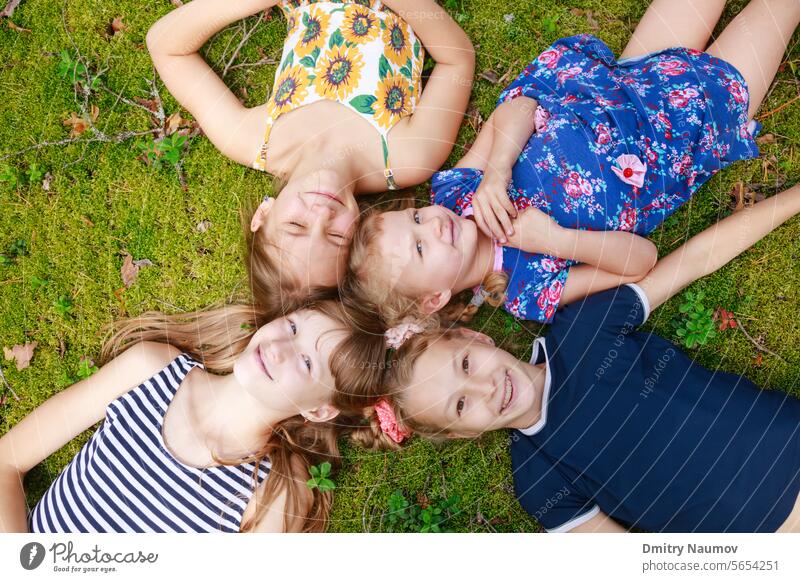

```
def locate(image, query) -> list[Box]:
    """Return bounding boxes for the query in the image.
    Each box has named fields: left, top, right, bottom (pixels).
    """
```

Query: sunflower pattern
left=254, top=0, right=425, bottom=174
left=267, top=64, right=310, bottom=117
left=341, top=4, right=380, bottom=44
left=373, top=72, right=413, bottom=129
left=295, top=6, right=330, bottom=58
left=314, top=44, right=365, bottom=100
left=382, top=13, right=412, bottom=67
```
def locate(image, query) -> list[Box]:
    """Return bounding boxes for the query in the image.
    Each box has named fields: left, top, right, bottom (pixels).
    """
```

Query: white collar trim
left=518, top=337, right=551, bottom=436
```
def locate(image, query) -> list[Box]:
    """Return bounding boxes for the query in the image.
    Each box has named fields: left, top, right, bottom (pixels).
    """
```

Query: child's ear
left=456, top=327, right=495, bottom=346
left=250, top=197, right=274, bottom=232
left=302, top=404, right=340, bottom=424
left=420, top=289, right=452, bottom=314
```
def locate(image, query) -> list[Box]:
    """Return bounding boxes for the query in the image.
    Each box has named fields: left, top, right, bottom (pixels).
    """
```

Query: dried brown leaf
left=135, top=97, right=159, bottom=113
left=196, top=220, right=211, bottom=233
left=42, top=172, right=53, bottom=191
left=7, top=20, right=31, bottom=33
left=165, top=111, right=183, bottom=135
left=90, top=104, right=100, bottom=122
left=756, top=133, right=776, bottom=145
left=170, top=0, right=183, bottom=6
left=728, top=181, right=763, bottom=211
left=80, top=215, right=94, bottom=227
left=63, top=112, right=89, bottom=137
left=110, top=16, right=126, bottom=36
left=121, top=253, right=137, bottom=287
left=3, top=341, right=38, bottom=371
left=585, top=11, right=599, bottom=30
left=479, top=70, right=500, bottom=84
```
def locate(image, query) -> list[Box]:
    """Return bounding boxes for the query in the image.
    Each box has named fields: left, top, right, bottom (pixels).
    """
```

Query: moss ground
left=0, top=0, right=798, bottom=532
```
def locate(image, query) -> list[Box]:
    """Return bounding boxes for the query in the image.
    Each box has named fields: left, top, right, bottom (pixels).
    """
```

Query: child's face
left=376, top=205, right=480, bottom=304
left=233, top=309, right=345, bottom=419
left=402, top=333, right=541, bottom=437
left=252, top=169, right=359, bottom=289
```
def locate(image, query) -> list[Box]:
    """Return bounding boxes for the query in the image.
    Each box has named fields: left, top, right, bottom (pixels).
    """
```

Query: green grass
left=1, top=0, right=798, bottom=532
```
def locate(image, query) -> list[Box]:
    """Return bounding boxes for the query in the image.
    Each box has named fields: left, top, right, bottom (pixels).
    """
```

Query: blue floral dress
left=432, top=35, right=760, bottom=322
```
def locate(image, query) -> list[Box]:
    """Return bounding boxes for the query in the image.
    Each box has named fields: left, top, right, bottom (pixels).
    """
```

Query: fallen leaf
left=80, top=215, right=94, bottom=227
left=196, top=220, right=211, bottom=233
left=756, top=133, right=776, bottom=145
left=109, top=16, right=126, bottom=36
left=753, top=353, right=763, bottom=367
left=165, top=111, right=183, bottom=135
left=135, top=97, right=159, bottom=112
left=3, top=341, right=38, bottom=371
left=42, top=172, right=53, bottom=191
left=728, top=181, right=764, bottom=212
left=7, top=20, right=31, bottom=33
left=121, top=253, right=153, bottom=287
left=0, top=394, right=7, bottom=407
left=63, top=112, right=89, bottom=137
left=89, top=104, right=100, bottom=122
left=479, top=70, right=500, bottom=84
left=170, top=0, right=183, bottom=6
left=569, top=8, right=585, bottom=16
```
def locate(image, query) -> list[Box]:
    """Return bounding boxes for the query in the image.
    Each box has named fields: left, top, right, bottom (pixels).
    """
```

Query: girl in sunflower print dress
left=147, top=0, right=474, bottom=313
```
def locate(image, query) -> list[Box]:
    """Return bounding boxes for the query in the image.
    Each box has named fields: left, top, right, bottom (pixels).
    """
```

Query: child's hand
left=473, top=170, right=517, bottom=243
left=503, top=206, right=562, bottom=255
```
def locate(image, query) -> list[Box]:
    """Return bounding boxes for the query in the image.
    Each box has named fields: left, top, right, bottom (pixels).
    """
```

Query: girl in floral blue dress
left=347, top=0, right=800, bottom=324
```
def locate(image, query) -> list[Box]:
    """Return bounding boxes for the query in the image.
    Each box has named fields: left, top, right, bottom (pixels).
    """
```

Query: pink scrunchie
left=374, top=399, right=412, bottom=444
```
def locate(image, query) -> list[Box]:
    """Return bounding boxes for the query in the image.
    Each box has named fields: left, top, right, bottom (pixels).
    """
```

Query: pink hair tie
left=374, top=399, right=412, bottom=444
left=384, top=321, right=424, bottom=349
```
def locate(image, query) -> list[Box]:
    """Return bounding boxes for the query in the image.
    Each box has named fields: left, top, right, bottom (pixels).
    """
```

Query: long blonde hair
left=344, top=209, right=509, bottom=326
left=101, top=300, right=385, bottom=532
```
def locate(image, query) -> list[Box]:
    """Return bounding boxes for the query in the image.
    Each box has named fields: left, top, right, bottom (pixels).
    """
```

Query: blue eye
left=462, top=354, right=470, bottom=374
left=456, top=397, right=465, bottom=416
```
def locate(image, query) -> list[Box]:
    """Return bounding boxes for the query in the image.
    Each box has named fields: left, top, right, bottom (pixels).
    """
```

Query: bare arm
left=146, top=0, right=278, bottom=166
left=559, top=266, right=642, bottom=307
left=637, top=184, right=800, bottom=312
left=385, top=0, right=474, bottom=186
left=0, top=343, right=178, bottom=532
left=506, top=208, right=658, bottom=276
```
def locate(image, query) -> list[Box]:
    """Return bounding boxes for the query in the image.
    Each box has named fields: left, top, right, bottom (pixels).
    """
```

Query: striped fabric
left=29, top=354, right=271, bottom=533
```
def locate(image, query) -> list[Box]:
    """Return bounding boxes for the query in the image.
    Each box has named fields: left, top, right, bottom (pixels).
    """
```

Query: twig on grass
left=221, top=16, right=265, bottom=79
left=0, top=128, right=162, bottom=161
left=757, top=94, right=800, bottom=121
left=0, top=361, right=21, bottom=401
left=734, top=318, right=783, bottom=360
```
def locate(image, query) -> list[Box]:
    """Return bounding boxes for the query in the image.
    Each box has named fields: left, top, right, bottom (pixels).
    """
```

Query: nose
left=308, top=201, right=336, bottom=222
left=432, top=215, right=443, bottom=238
left=266, top=341, right=286, bottom=365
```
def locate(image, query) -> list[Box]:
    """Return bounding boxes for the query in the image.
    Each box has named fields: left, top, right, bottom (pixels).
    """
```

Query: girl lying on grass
left=346, top=0, right=799, bottom=324
left=0, top=301, right=384, bottom=533
left=146, top=0, right=474, bottom=312
left=357, top=183, right=800, bottom=533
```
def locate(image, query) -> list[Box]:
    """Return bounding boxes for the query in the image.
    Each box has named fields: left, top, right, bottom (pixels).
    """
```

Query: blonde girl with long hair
left=146, top=0, right=475, bottom=313
left=0, top=300, right=384, bottom=533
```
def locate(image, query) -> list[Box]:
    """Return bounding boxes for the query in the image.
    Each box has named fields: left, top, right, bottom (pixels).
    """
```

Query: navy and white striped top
left=29, top=354, right=271, bottom=533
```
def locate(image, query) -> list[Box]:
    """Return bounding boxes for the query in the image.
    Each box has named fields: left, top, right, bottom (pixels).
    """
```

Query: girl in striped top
left=0, top=300, right=384, bottom=533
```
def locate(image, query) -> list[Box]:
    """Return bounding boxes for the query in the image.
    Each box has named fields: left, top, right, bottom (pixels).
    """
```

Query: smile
left=256, top=346, right=274, bottom=381
left=500, top=371, right=514, bottom=413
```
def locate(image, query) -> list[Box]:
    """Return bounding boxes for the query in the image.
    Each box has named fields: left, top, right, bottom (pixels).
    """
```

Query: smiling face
left=374, top=205, right=481, bottom=310
left=253, top=169, right=360, bottom=290
left=401, top=333, right=543, bottom=437
left=233, top=308, right=347, bottom=419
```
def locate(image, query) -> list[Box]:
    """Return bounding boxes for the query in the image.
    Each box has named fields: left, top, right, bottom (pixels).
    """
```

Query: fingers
left=491, top=198, right=514, bottom=240
left=473, top=199, right=494, bottom=240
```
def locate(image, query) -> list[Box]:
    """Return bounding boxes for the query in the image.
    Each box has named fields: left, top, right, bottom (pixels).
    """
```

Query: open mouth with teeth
left=500, top=371, right=514, bottom=413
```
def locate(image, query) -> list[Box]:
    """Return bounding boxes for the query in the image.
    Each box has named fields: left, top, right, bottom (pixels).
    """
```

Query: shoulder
left=109, top=341, right=183, bottom=377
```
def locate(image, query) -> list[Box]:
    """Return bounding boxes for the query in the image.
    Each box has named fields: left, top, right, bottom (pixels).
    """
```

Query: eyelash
left=414, top=211, right=423, bottom=256
left=456, top=354, right=469, bottom=416
left=288, top=319, right=312, bottom=374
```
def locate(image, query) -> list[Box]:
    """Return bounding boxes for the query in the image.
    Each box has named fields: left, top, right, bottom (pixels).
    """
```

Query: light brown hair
left=343, top=208, right=509, bottom=326
left=101, top=300, right=385, bottom=532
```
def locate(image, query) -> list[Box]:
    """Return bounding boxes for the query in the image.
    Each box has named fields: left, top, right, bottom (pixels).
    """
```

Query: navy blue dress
left=511, top=285, right=800, bottom=532
left=432, top=35, right=759, bottom=322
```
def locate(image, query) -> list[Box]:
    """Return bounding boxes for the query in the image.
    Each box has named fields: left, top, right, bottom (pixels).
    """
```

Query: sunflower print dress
left=252, top=0, right=425, bottom=190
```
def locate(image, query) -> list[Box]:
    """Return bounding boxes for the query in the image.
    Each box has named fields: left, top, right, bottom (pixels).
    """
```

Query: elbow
left=145, top=23, right=162, bottom=56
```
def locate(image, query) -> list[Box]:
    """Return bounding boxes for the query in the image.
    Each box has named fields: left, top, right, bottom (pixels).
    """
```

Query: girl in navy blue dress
left=358, top=182, right=800, bottom=533
left=345, top=0, right=799, bottom=325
